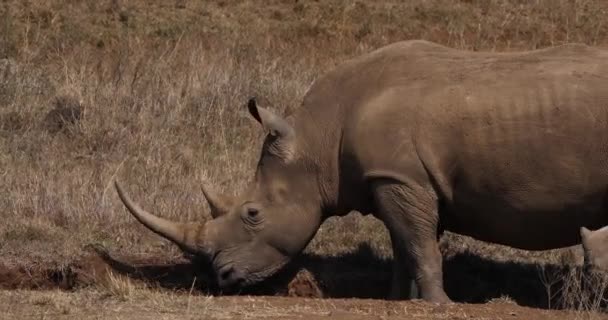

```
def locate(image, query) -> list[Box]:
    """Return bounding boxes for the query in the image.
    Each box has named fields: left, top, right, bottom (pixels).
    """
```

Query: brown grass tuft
left=28, top=291, right=73, bottom=315
left=43, top=95, right=84, bottom=134
left=559, top=268, right=608, bottom=318
left=98, top=271, right=144, bottom=301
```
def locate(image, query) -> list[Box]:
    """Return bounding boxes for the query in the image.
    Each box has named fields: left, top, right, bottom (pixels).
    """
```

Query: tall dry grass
left=559, top=268, right=608, bottom=318
left=1, top=37, right=322, bottom=264
left=2, top=0, right=608, bottom=313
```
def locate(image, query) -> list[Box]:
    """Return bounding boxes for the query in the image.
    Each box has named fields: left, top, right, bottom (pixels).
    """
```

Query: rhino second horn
left=200, top=183, right=232, bottom=219
left=114, top=180, right=200, bottom=254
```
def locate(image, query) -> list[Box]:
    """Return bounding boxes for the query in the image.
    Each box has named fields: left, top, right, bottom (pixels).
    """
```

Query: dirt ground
left=0, top=246, right=606, bottom=319
left=0, top=290, right=588, bottom=320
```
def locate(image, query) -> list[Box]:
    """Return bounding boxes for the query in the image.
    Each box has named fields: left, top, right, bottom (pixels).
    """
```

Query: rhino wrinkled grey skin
left=115, top=40, right=608, bottom=303
left=581, top=226, right=608, bottom=271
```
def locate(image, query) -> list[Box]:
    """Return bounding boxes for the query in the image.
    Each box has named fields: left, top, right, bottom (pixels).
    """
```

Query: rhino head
left=115, top=98, right=324, bottom=290
left=581, top=226, right=608, bottom=271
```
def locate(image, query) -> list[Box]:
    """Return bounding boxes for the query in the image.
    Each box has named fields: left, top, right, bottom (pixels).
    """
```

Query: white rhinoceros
left=116, top=40, right=608, bottom=303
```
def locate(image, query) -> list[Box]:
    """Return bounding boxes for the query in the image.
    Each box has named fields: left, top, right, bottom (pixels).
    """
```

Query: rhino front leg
left=372, top=178, right=451, bottom=304
left=388, top=230, right=419, bottom=300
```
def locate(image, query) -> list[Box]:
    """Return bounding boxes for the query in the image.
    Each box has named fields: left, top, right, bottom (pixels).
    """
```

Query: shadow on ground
left=0, top=242, right=596, bottom=311
left=89, top=243, right=577, bottom=309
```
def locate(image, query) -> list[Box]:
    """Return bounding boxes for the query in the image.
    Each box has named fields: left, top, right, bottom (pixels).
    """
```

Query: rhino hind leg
left=371, top=178, right=451, bottom=304
left=388, top=230, right=420, bottom=300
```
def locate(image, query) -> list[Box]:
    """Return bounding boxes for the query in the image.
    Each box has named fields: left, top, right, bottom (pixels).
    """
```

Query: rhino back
left=296, top=40, right=608, bottom=250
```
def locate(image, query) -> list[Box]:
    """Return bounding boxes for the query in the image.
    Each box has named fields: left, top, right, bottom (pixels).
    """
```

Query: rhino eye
left=241, top=204, right=263, bottom=227
left=247, top=208, right=259, bottom=218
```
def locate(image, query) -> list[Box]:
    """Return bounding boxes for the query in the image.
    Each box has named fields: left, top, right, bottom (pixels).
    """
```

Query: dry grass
left=98, top=271, right=144, bottom=301
left=2, top=0, right=608, bottom=316
left=554, top=267, right=608, bottom=319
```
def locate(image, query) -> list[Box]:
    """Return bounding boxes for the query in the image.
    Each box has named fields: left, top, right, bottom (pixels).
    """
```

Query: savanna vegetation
left=2, top=1, right=608, bottom=319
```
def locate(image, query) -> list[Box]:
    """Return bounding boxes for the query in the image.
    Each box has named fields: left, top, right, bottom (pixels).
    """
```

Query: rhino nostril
left=217, top=266, right=245, bottom=289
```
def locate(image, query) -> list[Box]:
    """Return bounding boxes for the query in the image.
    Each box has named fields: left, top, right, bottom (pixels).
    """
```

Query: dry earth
left=0, top=290, right=586, bottom=320
left=0, top=247, right=595, bottom=319
left=1, top=238, right=607, bottom=319
left=3, top=0, right=608, bottom=319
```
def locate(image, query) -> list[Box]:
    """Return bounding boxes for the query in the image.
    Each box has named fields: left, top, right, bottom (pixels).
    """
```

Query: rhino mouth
left=246, top=260, right=290, bottom=285
left=214, top=258, right=290, bottom=291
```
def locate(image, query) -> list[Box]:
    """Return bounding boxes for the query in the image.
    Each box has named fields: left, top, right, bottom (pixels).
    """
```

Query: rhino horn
left=114, top=180, right=202, bottom=254
left=200, top=183, right=232, bottom=219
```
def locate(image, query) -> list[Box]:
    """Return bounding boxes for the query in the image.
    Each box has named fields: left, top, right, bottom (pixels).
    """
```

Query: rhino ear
left=247, top=97, right=296, bottom=160
left=247, top=97, right=294, bottom=139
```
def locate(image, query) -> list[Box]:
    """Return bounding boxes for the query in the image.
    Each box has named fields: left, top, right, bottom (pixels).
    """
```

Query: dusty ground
left=0, top=290, right=588, bottom=320
left=3, top=0, right=608, bottom=318
left=0, top=247, right=595, bottom=319
left=0, top=243, right=606, bottom=319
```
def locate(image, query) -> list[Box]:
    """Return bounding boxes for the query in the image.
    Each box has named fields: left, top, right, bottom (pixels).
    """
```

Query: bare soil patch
left=0, top=289, right=589, bottom=320
left=0, top=243, right=596, bottom=311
